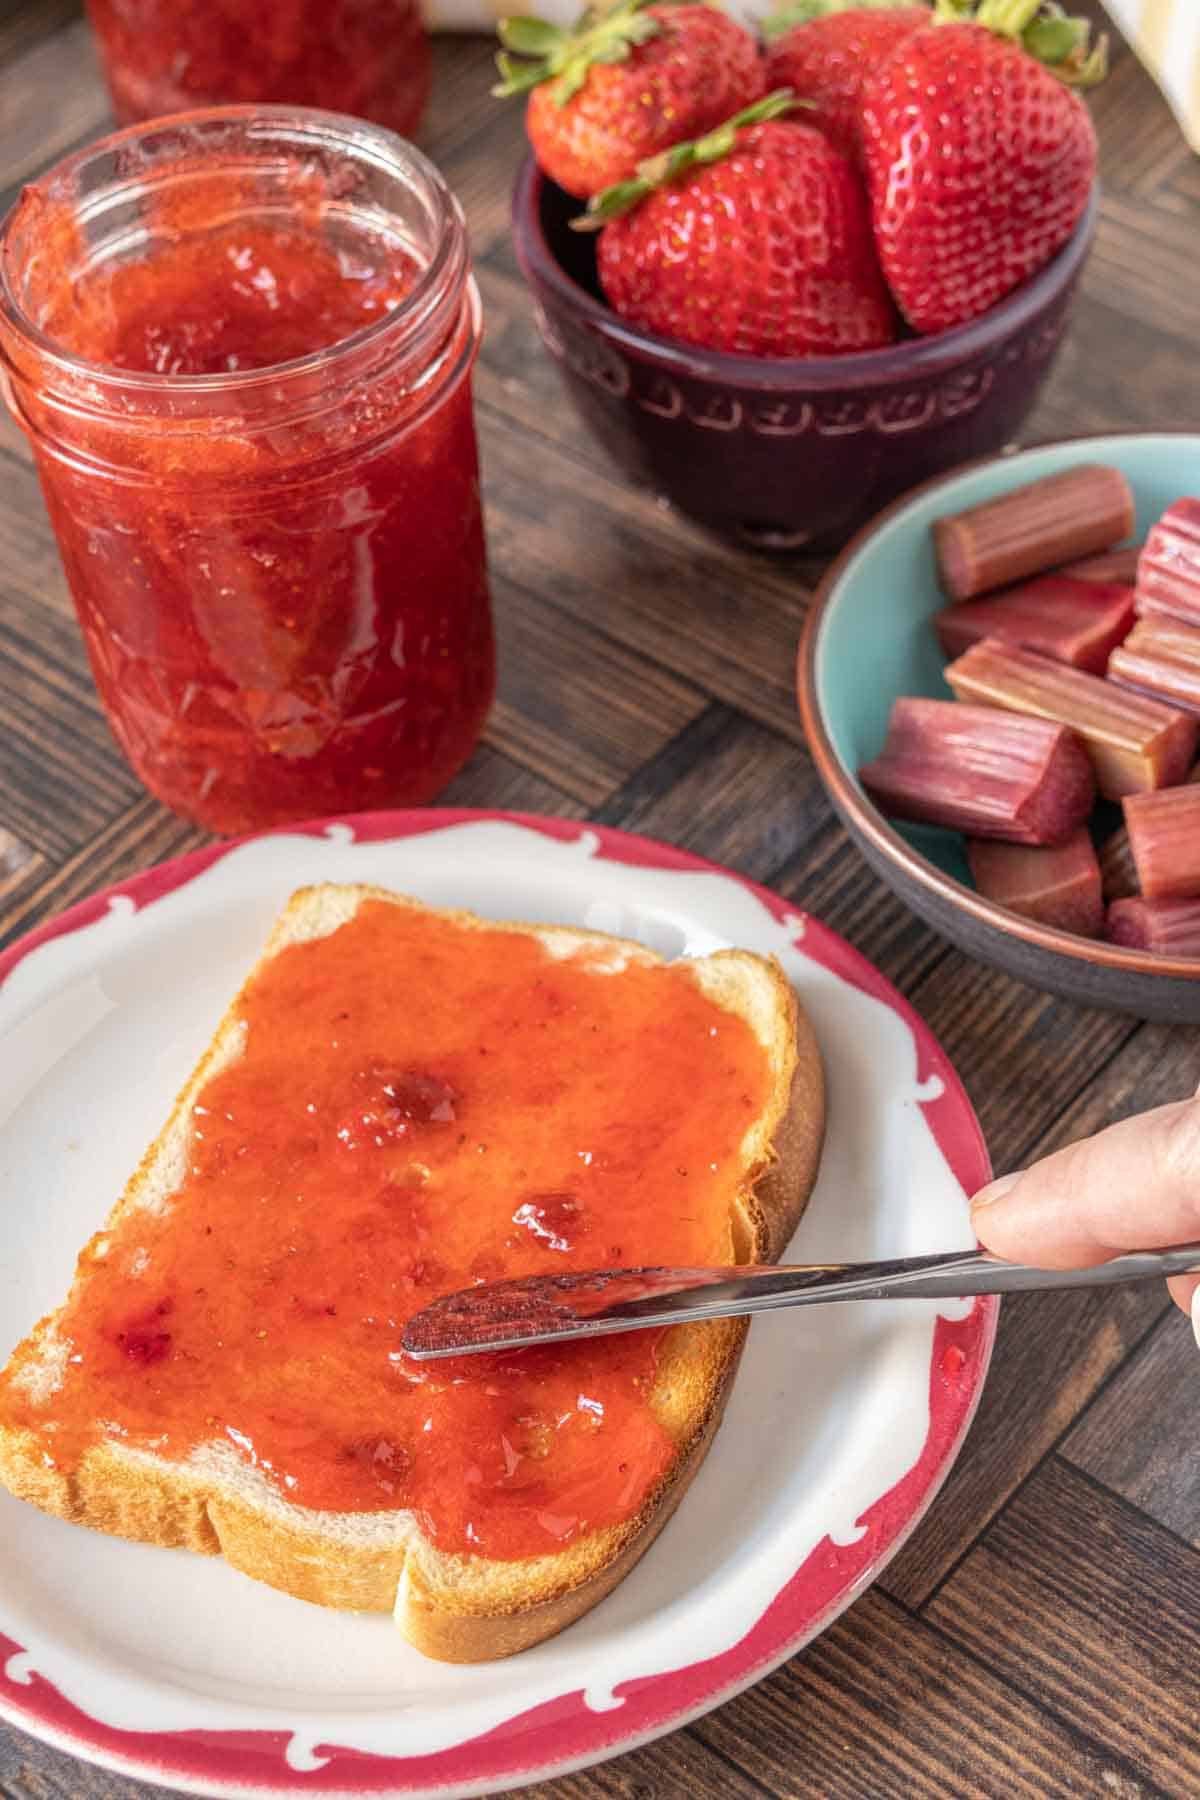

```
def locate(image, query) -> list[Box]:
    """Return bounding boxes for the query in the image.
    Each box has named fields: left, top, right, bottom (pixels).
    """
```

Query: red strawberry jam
left=85, top=0, right=430, bottom=138
left=0, top=118, right=493, bottom=835
left=0, top=904, right=771, bottom=1559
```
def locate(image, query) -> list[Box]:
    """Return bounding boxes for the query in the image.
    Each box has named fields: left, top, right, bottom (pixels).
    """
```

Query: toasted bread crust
left=0, top=885, right=825, bottom=1661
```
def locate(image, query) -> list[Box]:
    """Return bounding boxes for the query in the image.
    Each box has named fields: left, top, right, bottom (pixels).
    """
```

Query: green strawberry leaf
left=762, top=0, right=927, bottom=43
left=572, top=87, right=801, bottom=229
left=498, top=15, right=567, bottom=54
left=1022, top=15, right=1086, bottom=62
left=492, top=0, right=664, bottom=104
left=933, top=0, right=1107, bottom=86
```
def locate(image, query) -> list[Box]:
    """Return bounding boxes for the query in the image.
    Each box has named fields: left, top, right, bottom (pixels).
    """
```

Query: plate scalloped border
left=0, top=809, right=997, bottom=1800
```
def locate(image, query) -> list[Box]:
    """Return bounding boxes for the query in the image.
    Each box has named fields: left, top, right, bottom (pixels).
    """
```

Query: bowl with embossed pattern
left=511, top=158, right=1098, bottom=552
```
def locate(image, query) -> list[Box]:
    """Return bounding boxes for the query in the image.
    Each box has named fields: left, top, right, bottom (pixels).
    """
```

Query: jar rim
left=0, top=103, right=466, bottom=397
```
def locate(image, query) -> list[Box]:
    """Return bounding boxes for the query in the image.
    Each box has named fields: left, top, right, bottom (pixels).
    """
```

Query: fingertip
left=970, top=1170, right=1023, bottom=1213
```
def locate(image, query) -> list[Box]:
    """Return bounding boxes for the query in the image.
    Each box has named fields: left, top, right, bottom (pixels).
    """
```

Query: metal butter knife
left=401, top=1244, right=1200, bottom=1359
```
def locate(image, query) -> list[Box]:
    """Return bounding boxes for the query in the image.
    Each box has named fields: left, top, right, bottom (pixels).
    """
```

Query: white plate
left=0, top=811, right=995, bottom=1799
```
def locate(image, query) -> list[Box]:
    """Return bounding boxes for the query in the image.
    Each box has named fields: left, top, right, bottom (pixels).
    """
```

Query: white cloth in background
left=1102, top=0, right=1200, bottom=151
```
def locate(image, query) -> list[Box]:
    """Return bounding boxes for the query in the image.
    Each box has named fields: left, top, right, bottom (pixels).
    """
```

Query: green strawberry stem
left=932, top=0, right=1107, bottom=84
left=493, top=0, right=662, bottom=104
left=762, top=0, right=924, bottom=45
left=572, top=88, right=799, bottom=230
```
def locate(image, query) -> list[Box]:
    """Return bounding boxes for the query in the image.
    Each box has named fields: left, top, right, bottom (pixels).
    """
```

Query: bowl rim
left=795, top=428, right=1200, bottom=984
left=511, top=155, right=1099, bottom=393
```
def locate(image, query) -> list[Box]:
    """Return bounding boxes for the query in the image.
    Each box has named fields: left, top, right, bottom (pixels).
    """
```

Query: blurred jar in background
left=85, top=0, right=430, bottom=136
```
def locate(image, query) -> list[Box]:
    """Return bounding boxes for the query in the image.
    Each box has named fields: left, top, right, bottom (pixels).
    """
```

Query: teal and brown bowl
left=796, top=432, right=1200, bottom=1022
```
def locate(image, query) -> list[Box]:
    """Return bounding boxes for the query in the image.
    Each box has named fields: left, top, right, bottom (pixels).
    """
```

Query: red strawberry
left=584, top=92, right=897, bottom=357
left=764, top=2, right=930, bottom=161
left=494, top=1, right=766, bottom=201
left=860, top=0, right=1104, bottom=333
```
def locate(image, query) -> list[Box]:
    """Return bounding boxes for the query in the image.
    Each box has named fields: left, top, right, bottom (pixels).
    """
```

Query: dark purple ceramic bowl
left=511, top=157, right=1098, bottom=551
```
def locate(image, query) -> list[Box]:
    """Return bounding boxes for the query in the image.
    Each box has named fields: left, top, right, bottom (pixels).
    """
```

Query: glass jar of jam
left=85, top=0, right=430, bottom=138
left=0, top=109, right=494, bottom=835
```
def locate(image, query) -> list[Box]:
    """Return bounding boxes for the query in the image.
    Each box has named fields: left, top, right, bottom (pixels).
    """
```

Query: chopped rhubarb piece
left=935, top=575, right=1135, bottom=675
left=945, top=637, right=1198, bottom=799
left=1135, top=499, right=1200, bottom=627
left=1108, top=616, right=1200, bottom=716
left=1107, top=896, right=1200, bottom=957
left=1097, top=762, right=1200, bottom=900
left=933, top=466, right=1135, bottom=602
left=967, top=830, right=1103, bottom=937
left=1061, top=544, right=1143, bottom=584
left=858, top=697, right=1094, bottom=846
left=1122, top=785, right=1200, bottom=900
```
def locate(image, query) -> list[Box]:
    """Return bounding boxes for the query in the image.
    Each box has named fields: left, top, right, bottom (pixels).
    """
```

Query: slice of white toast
left=0, top=884, right=825, bottom=1662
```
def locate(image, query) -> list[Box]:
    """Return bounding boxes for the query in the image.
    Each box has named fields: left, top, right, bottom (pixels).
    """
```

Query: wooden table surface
left=2, top=3, right=1200, bottom=1796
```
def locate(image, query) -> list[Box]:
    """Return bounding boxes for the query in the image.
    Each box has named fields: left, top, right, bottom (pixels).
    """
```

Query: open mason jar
left=0, top=109, right=494, bottom=835
left=84, top=0, right=430, bottom=138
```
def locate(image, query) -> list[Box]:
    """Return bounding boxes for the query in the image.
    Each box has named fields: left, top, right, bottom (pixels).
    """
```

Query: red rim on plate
left=0, top=810, right=996, bottom=1799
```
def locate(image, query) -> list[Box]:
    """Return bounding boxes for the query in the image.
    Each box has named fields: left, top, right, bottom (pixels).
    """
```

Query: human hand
left=970, top=1091, right=1200, bottom=1338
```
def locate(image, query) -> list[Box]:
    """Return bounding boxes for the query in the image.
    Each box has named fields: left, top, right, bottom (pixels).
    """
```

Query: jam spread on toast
left=2, top=903, right=773, bottom=1558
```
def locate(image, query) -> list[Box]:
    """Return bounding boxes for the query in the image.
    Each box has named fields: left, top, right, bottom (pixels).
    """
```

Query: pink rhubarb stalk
left=1108, top=616, right=1200, bottom=716
left=968, top=829, right=1103, bottom=936
left=1062, top=544, right=1143, bottom=585
left=933, top=466, right=1135, bottom=602
left=935, top=574, right=1134, bottom=675
left=1107, top=896, right=1200, bottom=956
left=1135, top=498, right=1200, bottom=628
left=858, top=696, right=1094, bottom=845
left=1122, top=784, right=1200, bottom=901
left=944, top=637, right=1198, bottom=798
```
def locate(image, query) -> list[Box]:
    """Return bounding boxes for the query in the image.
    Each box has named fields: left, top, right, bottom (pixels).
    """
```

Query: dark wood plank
left=419, top=32, right=501, bottom=163
left=487, top=572, right=707, bottom=804
left=0, top=665, right=143, bottom=861
left=1024, top=288, right=1200, bottom=442
left=901, top=956, right=1136, bottom=1167
left=0, top=793, right=204, bottom=952
left=497, top=1730, right=769, bottom=1800
left=477, top=408, right=808, bottom=745
left=591, top=703, right=827, bottom=884
left=440, top=740, right=584, bottom=818
left=0, top=744, right=582, bottom=958
left=0, top=452, right=75, bottom=620
left=1, top=1721, right=191, bottom=1800
left=882, top=1282, right=1167, bottom=1609
left=1086, top=192, right=1200, bottom=348
left=0, top=18, right=108, bottom=200
left=1063, top=1307, right=1200, bottom=1547
left=0, top=0, right=80, bottom=71
left=0, top=825, right=43, bottom=908
left=690, top=1586, right=1158, bottom=1800
left=885, top=1014, right=1198, bottom=1606
left=927, top=1456, right=1200, bottom=1794
left=995, top=1014, right=1200, bottom=1153
left=0, top=450, right=151, bottom=857
left=439, top=76, right=533, bottom=261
